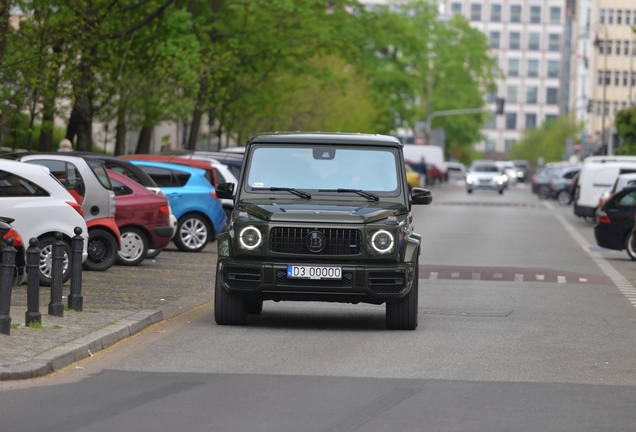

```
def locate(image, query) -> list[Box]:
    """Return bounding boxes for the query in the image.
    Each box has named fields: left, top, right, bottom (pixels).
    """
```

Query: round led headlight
left=371, top=230, right=394, bottom=253
left=239, top=226, right=262, bottom=250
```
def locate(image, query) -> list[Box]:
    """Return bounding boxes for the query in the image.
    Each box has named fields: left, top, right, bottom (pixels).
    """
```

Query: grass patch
left=64, top=305, right=70, bottom=312
left=87, top=310, right=98, bottom=313
left=10, top=323, right=20, bottom=329
left=27, top=321, right=44, bottom=329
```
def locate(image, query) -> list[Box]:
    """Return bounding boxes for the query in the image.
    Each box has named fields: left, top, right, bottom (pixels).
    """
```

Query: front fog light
left=239, top=226, right=262, bottom=249
left=372, top=230, right=394, bottom=253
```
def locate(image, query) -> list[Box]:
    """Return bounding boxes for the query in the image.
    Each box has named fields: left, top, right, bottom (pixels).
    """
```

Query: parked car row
left=0, top=150, right=235, bottom=284
left=530, top=163, right=580, bottom=205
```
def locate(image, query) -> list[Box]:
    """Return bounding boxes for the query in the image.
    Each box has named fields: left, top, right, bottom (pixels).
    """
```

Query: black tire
left=537, top=186, right=550, bottom=200
left=145, top=248, right=162, bottom=259
left=467, top=189, right=473, bottom=194
left=246, top=299, right=263, bottom=315
left=214, top=263, right=247, bottom=325
left=625, top=232, right=636, bottom=261
left=38, top=236, right=72, bottom=287
left=557, top=190, right=572, bottom=206
left=116, top=227, right=148, bottom=266
left=498, top=189, right=504, bottom=195
left=84, top=228, right=118, bottom=271
left=174, top=213, right=212, bottom=252
left=386, top=260, right=419, bottom=330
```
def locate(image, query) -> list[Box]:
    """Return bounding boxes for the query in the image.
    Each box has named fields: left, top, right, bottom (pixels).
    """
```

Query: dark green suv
left=214, top=132, right=432, bottom=330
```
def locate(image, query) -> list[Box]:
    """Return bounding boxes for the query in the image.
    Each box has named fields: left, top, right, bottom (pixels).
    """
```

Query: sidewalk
left=0, top=244, right=217, bottom=381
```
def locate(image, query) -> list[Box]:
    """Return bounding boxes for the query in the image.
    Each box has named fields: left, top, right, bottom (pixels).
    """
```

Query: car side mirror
left=411, top=188, right=432, bottom=205
left=216, top=182, right=235, bottom=199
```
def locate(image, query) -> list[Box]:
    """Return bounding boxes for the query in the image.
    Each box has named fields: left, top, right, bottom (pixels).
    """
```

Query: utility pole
left=594, top=28, right=609, bottom=155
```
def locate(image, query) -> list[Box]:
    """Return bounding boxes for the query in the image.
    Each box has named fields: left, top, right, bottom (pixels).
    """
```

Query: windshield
left=245, top=146, right=400, bottom=195
left=87, top=160, right=113, bottom=190
left=471, top=165, right=499, bottom=173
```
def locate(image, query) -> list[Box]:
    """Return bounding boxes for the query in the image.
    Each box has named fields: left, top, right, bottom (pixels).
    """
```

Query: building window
left=548, top=60, right=560, bottom=78
left=528, top=33, right=540, bottom=50
left=505, top=113, right=517, bottom=130
left=526, top=86, right=538, bottom=103
left=509, top=32, right=520, bottom=49
left=527, top=59, right=539, bottom=77
left=626, top=10, right=631, bottom=25
left=508, top=59, right=519, bottom=77
left=510, top=5, right=521, bottom=23
left=604, top=102, right=609, bottom=115
left=625, top=41, right=630, bottom=56
left=600, top=9, right=606, bottom=24
left=546, top=88, right=558, bottom=105
left=490, top=31, right=501, bottom=49
left=504, top=139, right=516, bottom=152
left=605, top=70, right=611, bottom=85
left=614, top=101, right=620, bottom=114
left=598, top=40, right=604, bottom=55
left=525, top=114, right=537, bottom=129
left=484, top=116, right=496, bottom=129
left=623, top=101, right=628, bottom=109
left=471, top=3, right=482, bottom=21
left=596, top=101, right=602, bottom=116
left=550, top=7, right=561, bottom=24
left=491, top=4, right=501, bottom=22
left=486, top=138, right=497, bottom=152
left=607, top=40, right=613, bottom=55
left=615, top=71, right=621, bottom=86
left=487, top=87, right=498, bottom=102
left=624, top=71, right=629, bottom=86
left=506, top=85, right=518, bottom=103
left=617, top=10, right=623, bottom=25
left=548, top=34, right=560, bottom=51
left=546, top=115, right=557, bottom=123
left=451, top=3, right=462, bottom=14
left=598, top=70, right=604, bottom=86
left=632, top=72, right=636, bottom=86
left=530, top=6, right=541, bottom=23
left=616, top=41, right=622, bottom=55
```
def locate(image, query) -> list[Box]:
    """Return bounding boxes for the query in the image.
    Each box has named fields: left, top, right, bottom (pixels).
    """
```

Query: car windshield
left=471, top=165, right=499, bottom=173
left=245, top=146, right=400, bottom=194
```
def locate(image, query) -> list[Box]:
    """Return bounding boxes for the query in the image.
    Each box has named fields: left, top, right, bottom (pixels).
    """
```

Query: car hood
left=236, top=200, right=408, bottom=224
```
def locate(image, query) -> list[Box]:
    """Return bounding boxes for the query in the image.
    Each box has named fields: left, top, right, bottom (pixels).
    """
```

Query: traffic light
left=587, top=100, right=594, bottom=113
left=496, top=98, right=505, bottom=115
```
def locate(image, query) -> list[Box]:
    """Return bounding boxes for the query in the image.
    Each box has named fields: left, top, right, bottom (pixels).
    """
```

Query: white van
left=402, top=144, right=446, bottom=175
left=574, top=156, right=636, bottom=218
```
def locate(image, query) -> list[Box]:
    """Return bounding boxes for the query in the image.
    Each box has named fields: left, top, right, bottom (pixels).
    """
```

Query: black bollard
left=25, top=238, right=42, bottom=326
left=48, top=232, right=64, bottom=317
left=0, top=237, right=16, bottom=336
left=68, top=227, right=84, bottom=311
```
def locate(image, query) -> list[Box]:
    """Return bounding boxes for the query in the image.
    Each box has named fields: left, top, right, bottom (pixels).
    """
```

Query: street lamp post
left=594, top=28, right=610, bottom=155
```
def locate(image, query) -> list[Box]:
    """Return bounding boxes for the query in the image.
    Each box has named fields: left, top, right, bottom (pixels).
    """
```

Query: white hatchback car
left=0, top=159, right=88, bottom=285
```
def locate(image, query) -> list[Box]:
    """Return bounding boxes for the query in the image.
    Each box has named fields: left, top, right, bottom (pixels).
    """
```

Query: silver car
left=466, top=163, right=505, bottom=194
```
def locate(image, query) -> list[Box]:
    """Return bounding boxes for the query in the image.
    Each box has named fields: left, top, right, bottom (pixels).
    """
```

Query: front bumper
left=218, top=258, right=417, bottom=304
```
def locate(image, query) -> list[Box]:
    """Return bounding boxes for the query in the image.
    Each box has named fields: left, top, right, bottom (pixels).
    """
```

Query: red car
left=108, top=170, right=173, bottom=266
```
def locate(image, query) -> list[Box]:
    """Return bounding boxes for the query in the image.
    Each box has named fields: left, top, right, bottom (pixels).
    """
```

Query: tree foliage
left=508, top=116, right=584, bottom=164
left=615, top=106, right=636, bottom=155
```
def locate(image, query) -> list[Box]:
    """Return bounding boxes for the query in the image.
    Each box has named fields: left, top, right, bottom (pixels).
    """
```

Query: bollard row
left=0, top=227, right=85, bottom=336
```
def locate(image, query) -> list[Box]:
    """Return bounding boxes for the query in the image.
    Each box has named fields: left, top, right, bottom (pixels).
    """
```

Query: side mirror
left=216, top=182, right=235, bottom=199
left=411, top=188, right=432, bottom=205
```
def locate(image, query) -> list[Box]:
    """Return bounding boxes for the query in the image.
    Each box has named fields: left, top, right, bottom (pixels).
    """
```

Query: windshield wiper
left=252, top=187, right=311, bottom=199
left=318, top=188, right=379, bottom=201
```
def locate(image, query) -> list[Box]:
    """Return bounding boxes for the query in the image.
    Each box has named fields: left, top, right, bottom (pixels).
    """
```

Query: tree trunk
left=187, top=79, right=207, bottom=150
left=135, top=125, right=153, bottom=154
left=66, top=103, right=79, bottom=144
left=39, top=44, right=62, bottom=152
left=114, top=103, right=127, bottom=155
left=75, top=92, right=93, bottom=151
left=71, top=48, right=96, bottom=151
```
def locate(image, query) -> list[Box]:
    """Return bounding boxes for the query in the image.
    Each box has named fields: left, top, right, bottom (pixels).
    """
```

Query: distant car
left=512, top=159, right=531, bottom=182
left=445, top=161, right=466, bottom=181
left=465, top=162, right=505, bottom=194
left=0, top=159, right=89, bottom=285
left=404, top=164, right=420, bottom=190
left=15, top=154, right=121, bottom=272
left=495, top=161, right=517, bottom=187
left=426, top=163, right=444, bottom=184
left=548, top=165, right=580, bottom=206
left=128, top=160, right=227, bottom=252
left=595, top=186, right=636, bottom=260
left=0, top=217, right=26, bottom=286
left=532, top=164, right=570, bottom=199
left=108, top=170, right=174, bottom=266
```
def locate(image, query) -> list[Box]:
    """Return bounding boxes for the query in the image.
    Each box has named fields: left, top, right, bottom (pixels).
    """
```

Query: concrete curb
left=0, top=309, right=163, bottom=381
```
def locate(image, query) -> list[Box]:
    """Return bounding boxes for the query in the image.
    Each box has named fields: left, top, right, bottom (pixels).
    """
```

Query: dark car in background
left=532, top=164, right=570, bottom=199
left=512, top=160, right=531, bottom=182
left=0, top=217, right=26, bottom=286
left=595, top=186, right=636, bottom=260
left=548, top=165, right=580, bottom=206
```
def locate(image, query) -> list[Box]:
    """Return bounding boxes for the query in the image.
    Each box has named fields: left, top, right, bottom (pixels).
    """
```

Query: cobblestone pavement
left=0, top=242, right=218, bottom=375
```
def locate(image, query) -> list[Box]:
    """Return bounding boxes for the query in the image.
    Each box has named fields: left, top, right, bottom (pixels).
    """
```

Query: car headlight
left=371, top=230, right=394, bottom=253
left=239, top=226, right=262, bottom=249
left=466, top=175, right=476, bottom=184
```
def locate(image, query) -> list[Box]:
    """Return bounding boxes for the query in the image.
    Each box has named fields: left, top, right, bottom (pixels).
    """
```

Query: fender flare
left=404, top=232, right=421, bottom=263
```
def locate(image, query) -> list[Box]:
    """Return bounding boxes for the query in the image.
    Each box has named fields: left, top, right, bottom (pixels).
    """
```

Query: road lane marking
left=579, top=278, right=587, bottom=282
left=451, top=272, right=459, bottom=278
left=558, top=276, right=566, bottom=283
left=430, top=272, right=438, bottom=280
left=515, top=273, right=523, bottom=281
left=494, top=273, right=502, bottom=279
left=536, top=274, right=545, bottom=281
left=472, top=272, right=480, bottom=280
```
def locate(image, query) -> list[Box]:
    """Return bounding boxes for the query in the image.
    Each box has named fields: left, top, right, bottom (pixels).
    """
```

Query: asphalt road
left=3, top=182, right=636, bottom=431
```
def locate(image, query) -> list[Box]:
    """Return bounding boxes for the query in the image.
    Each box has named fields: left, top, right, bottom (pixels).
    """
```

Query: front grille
left=269, top=227, right=363, bottom=255
left=368, top=272, right=405, bottom=293
left=226, top=267, right=261, bottom=289
left=276, top=270, right=354, bottom=287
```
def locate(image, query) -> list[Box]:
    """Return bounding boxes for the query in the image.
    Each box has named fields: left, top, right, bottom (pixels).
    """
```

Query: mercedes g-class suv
left=214, top=132, right=432, bottom=330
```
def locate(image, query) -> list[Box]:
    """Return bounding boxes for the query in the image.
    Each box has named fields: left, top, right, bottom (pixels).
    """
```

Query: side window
left=27, top=160, right=85, bottom=195
left=228, top=164, right=241, bottom=179
left=140, top=166, right=173, bottom=187
left=214, top=168, right=226, bottom=184
left=0, top=170, right=49, bottom=196
left=172, top=170, right=191, bottom=187
left=66, top=163, right=83, bottom=190
left=111, top=179, right=133, bottom=196
left=563, top=170, right=578, bottom=180
left=104, top=162, right=142, bottom=184
left=86, top=160, right=113, bottom=190
left=619, top=191, right=636, bottom=206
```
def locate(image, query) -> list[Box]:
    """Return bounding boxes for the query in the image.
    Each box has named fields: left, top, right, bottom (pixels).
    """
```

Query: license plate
left=287, top=265, right=342, bottom=280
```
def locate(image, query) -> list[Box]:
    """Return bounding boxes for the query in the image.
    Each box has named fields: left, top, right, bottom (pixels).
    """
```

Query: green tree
left=509, top=115, right=584, bottom=163
left=615, top=106, right=636, bottom=155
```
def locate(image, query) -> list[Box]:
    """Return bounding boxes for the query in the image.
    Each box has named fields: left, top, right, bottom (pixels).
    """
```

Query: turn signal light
left=2, top=227, right=23, bottom=247
left=597, top=211, right=611, bottom=224
left=159, top=205, right=170, bottom=216
left=66, top=201, right=84, bottom=217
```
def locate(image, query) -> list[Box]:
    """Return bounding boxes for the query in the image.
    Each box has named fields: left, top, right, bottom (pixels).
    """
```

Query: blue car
left=128, top=160, right=227, bottom=252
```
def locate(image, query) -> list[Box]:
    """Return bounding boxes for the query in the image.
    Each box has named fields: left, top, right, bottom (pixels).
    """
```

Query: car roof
left=120, top=154, right=214, bottom=171
left=127, top=160, right=207, bottom=175
left=247, top=132, right=402, bottom=147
